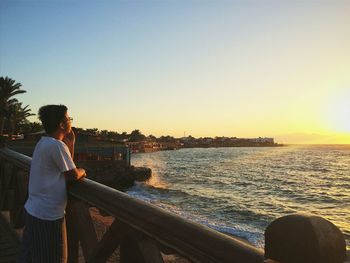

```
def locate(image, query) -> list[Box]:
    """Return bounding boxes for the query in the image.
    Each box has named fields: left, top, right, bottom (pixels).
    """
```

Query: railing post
left=264, top=214, right=347, bottom=263
left=0, top=162, right=14, bottom=211
left=119, top=227, right=165, bottom=263
left=120, top=233, right=147, bottom=263
left=66, top=200, right=79, bottom=263
left=10, top=169, right=28, bottom=228
left=136, top=235, right=165, bottom=263
left=87, top=218, right=126, bottom=263
left=66, top=196, right=98, bottom=261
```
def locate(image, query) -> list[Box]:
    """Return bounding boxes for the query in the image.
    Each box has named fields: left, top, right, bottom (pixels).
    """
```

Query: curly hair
left=38, top=105, right=68, bottom=134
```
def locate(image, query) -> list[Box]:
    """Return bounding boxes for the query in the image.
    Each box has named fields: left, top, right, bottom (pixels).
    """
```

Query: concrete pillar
left=264, top=214, right=347, bottom=263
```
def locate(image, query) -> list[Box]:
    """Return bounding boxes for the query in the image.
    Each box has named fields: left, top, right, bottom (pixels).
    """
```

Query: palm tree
left=0, top=77, right=27, bottom=135
left=7, top=102, right=34, bottom=139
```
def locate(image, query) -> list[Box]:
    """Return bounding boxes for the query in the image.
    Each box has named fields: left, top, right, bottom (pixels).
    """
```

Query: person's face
left=61, top=112, right=73, bottom=134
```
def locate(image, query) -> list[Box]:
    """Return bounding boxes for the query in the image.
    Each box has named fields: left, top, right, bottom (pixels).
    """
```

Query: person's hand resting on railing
left=65, top=167, right=86, bottom=182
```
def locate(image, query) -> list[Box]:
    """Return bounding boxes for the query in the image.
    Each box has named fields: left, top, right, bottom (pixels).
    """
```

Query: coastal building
left=126, top=140, right=182, bottom=153
left=252, top=137, right=274, bottom=143
left=7, top=130, right=131, bottom=165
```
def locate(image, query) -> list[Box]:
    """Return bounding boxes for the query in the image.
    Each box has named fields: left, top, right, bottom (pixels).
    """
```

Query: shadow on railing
left=0, top=147, right=264, bottom=263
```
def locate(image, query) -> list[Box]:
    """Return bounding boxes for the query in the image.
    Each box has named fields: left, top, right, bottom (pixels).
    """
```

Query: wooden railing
left=0, top=147, right=264, bottom=263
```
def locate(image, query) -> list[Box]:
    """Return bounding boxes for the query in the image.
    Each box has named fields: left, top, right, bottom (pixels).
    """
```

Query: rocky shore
left=76, top=160, right=152, bottom=190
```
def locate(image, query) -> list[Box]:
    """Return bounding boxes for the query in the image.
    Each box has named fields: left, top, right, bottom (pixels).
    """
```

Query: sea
left=126, top=145, right=350, bottom=249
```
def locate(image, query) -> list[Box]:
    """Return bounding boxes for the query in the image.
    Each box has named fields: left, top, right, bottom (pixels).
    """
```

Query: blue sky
left=1, top=0, right=350, bottom=143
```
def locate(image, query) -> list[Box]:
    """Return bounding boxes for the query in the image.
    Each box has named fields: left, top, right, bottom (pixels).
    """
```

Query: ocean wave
left=131, top=146, right=350, bottom=249
left=127, top=181, right=227, bottom=206
left=127, top=184, right=264, bottom=247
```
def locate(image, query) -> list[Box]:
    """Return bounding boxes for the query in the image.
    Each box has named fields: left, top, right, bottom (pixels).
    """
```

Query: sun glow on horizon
left=325, top=89, right=350, bottom=134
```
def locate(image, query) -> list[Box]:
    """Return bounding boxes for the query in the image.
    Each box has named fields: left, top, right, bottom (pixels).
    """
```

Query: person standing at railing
left=18, top=105, right=86, bottom=263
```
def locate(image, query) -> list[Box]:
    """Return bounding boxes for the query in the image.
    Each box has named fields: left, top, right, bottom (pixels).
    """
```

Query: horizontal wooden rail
left=0, top=147, right=264, bottom=263
left=68, top=180, right=264, bottom=262
left=0, top=147, right=31, bottom=170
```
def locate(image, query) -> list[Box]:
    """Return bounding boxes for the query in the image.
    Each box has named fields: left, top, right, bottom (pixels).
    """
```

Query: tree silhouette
left=7, top=102, right=34, bottom=139
left=129, top=129, right=146, bottom=142
left=0, top=77, right=27, bottom=135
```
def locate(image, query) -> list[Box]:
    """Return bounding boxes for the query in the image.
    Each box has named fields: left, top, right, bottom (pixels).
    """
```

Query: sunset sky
left=1, top=1, right=349, bottom=144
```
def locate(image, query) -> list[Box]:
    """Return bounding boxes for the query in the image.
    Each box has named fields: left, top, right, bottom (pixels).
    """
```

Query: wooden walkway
left=0, top=213, right=20, bottom=263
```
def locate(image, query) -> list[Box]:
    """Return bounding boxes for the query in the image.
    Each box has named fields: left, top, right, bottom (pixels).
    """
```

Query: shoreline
left=132, top=144, right=286, bottom=154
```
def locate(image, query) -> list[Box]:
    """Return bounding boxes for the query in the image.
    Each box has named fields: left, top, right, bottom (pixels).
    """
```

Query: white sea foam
left=127, top=182, right=264, bottom=247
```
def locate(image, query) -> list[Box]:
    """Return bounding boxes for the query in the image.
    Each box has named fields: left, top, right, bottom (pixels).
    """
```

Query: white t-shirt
left=25, top=136, right=76, bottom=220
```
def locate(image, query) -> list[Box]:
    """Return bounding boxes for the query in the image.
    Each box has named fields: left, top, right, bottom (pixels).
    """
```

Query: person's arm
left=64, top=168, right=86, bottom=182
left=62, top=129, right=86, bottom=181
left=63, top=129, right=75, bottom=158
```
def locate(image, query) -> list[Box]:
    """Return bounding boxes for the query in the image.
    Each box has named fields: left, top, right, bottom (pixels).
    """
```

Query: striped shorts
left=18, top=210, right=67, bottom=263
